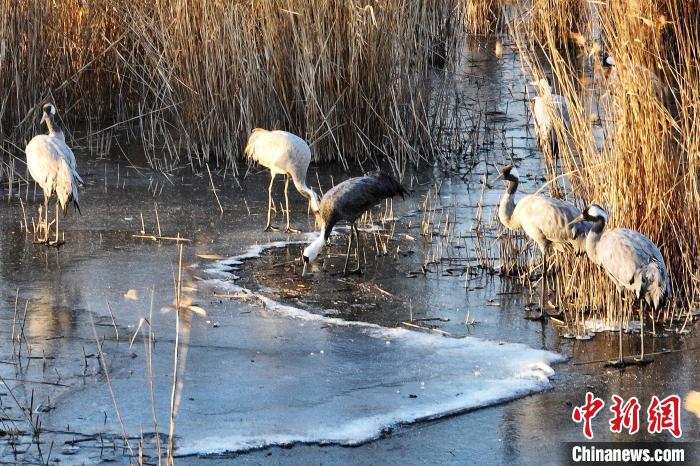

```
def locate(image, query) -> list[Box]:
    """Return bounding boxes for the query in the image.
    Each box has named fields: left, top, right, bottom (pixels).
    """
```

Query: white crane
left=302, top=173, right=407, bottom=276
left=570, top=204, right=671, bottom=366
left=244, top=128, right=320, bottom=233
left=495, top=165, right=590, bottom=320
left=25, top=103, right=83, bottom=246
left=530, top=78, right=571, bottom=159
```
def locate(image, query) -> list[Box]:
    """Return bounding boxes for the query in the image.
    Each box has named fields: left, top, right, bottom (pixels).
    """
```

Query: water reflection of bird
left=570, top=204, right=671, bottom=366
left=25, top=103, right=83, bottom=246
left=302, top=173, right=407, bottom=276
left=530, top=78, right=570, bottom=159
left=244, top=128, right=320, bottom=233
left=26, top=283, right=81, bottom=358
left=495, top=165, right=590, bottom=320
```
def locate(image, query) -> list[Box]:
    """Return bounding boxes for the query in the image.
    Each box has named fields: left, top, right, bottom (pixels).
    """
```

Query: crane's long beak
left=568, top=214, right=585, bottom=227
left=493, top=173, right=504, bottom=182
left=40, top=112, right=48, bottom=126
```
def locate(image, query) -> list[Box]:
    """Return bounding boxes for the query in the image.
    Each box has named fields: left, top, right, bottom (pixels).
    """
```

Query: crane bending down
left=25, top=103, right=84, bottom=247
left=302, top=173, right=408, bottom=276
left=496, top=165, right=590, bottom=320
left=570, top=204, right=671, bottom=366
left=244, top=129, right=320, bottom=233
left=530, top=78, right=570, bottom=159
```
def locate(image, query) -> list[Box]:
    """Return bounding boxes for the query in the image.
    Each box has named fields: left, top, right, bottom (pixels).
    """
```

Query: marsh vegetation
left=1, top=0, right=699, bottom=464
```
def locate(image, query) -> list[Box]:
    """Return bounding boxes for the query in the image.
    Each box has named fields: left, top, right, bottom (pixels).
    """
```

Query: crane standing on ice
left=570, top=204, right=671, bottom=366
left=25, top=103, right=83, bottom=246
left=244, top=128, right=320, bottom=233
left=495, top=165, right=590, bottom=320
left=302, top=173, right=407, bottom=276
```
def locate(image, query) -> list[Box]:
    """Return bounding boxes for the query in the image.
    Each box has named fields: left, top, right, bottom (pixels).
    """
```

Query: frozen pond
left=0, top=39, right=697, bottom=465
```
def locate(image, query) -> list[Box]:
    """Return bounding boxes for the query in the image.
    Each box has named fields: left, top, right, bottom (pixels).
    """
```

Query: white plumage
left=496, top=165, right=590, bottom=319
left=571, top=204, right=671, bottom=365
left=25, top=103, right=83, bottom=246
left=530, top=78, right=570, bottom=158
left=245, top=128, right=320, bottom=232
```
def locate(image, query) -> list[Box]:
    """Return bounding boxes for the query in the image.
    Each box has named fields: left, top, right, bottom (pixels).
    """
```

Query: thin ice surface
left=42, top=239, right=563, bottom=458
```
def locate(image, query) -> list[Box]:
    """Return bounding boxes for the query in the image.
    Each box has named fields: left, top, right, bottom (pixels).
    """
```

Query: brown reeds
left=510, top=0, right=699, bottom=328
left=2, top=0, right=463, bottom=172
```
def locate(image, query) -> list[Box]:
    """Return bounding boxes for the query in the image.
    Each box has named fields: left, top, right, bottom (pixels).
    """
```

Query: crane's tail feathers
left=375, top=172, right=408, bottom=199
left=244, top=128, right=268, bottom=162
left=640, top=260, right=671, bottom=310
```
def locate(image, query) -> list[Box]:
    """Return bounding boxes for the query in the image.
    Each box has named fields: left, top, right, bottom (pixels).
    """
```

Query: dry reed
left=1, top=0, right=463, bottom=172
left=509, top=0, right=699, bottom=328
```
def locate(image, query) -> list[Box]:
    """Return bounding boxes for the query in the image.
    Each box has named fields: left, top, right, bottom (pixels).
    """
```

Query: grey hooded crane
left=570, top=204, right=671, bottom=366
left=495, top=165, right=590, bottom=319
left=302, top=173, right=408, bottom=276
left=25, top=103, right=84, bottom=246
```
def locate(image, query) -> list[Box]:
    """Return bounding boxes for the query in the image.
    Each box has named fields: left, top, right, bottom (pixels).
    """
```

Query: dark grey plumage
left=302, top=173, right=407, bottom=275
left=318, top=173, right=407, bottom=240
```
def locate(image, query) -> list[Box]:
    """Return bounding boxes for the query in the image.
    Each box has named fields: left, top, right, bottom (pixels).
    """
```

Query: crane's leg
left=284, top=175, right=300, bottom=234
left=551, top=131, right=559, bottom=161
left=342, top=225, right=354, bottom=275
left=637, top=302, right=646, bottom=362
left=264, top=173, right=278, bottom=232
left=526, top=247, right=547, bottom=321
left=607, top=295, right=627, bottom=368
left=35, top=195, right=50, bottom=244
left=351, top=223, right=362, bottom=275
left=618, top=297, right=628, bottom=366
left=540, top=250, right=547, bottom=318
left=55, top=201, right=59, bottom=244
left=49, top=200, right=64, bottom=247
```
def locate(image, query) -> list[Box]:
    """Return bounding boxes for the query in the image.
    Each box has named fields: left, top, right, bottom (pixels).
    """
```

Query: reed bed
left=507, top=0, right=699, bottom=329
left=1, top=0, right=463, bottom=172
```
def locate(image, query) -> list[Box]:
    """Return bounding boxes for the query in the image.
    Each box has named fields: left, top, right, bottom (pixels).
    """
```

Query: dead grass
left=509, top=0, right=699, bottom=329
left=1, top=0, right=463, bottom=172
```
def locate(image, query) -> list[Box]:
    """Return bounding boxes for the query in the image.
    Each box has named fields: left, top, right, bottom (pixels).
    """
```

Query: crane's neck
left=291, top=176, right=320, bottom=213
left=498, top=179, right=520, bottom=230
left=45, top=114, right=64, bottom=140
left=585, top=218, right=606, bottom=264
left=303, top=221, right=333, bottom=264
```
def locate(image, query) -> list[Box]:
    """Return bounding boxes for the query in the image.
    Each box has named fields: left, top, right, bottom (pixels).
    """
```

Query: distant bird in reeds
left=302, top=173, right=408, bottom=276
left=495, top=165, right=590, bottom=320
left=570, top=204, right=671, bottom=367
left=602, top=55, right=677, bottom=113
left=25, top=103, right=83, bottom=247
left=530, top=78, right=571, bottom=159
left=244, top=128, right=320, bottom=233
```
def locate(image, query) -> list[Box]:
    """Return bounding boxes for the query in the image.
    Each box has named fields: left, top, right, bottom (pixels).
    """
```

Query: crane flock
left=21, top=104, right=673, bottom=367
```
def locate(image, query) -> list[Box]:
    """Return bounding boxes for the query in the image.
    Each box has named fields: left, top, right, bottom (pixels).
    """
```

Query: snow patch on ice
left=186, top=238, right=566, bottom=456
